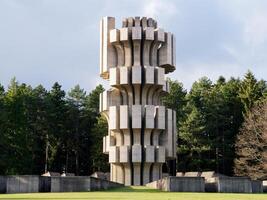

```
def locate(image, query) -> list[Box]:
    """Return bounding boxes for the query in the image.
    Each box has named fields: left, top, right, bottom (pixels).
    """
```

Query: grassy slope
left=0, top=186, right=266, bottom=200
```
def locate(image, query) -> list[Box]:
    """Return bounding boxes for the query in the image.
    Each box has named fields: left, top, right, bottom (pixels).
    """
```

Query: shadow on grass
left=103, top=186, right=162, bottom=193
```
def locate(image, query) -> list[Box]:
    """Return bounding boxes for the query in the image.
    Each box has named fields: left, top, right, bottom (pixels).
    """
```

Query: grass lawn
left=0, top=186, right=266, bottom=200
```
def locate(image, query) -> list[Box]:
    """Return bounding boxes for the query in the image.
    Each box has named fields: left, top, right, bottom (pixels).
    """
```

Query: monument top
left=99, top=16, right=176, bottom=80
left=121, top=17, right=157, bottom=28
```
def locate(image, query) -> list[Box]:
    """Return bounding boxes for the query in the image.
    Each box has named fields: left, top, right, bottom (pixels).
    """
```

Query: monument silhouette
left=99, top=16, right=177, bottom=185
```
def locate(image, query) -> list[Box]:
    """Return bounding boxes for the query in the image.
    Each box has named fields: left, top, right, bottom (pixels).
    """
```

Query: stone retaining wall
left=0, top=175, right=39, bottom=194
left=263, top=181, right=267, bottom=193
left=146, top=176, right=205, bottom=192
left=217, top=177, right=252, bottom=193
left=0, top=176, right=123, bottom=194
left=205, top=177, right=263, bottom=193
left=251, top=180, right=263, bottom=193
left=0, top=176, right=6, bottom=193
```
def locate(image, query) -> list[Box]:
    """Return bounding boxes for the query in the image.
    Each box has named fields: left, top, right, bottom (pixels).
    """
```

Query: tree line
left=0, top=71, right=266, bottom=179
left=163, top=71, right=267, bottom=179
left=0, top=79, right=108, bottom=175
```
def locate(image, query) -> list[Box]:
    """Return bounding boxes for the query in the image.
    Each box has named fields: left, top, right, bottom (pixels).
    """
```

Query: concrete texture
left=39, top=176, right=51, bottom=192
left=204, top=178, right=218, bottom=192
left=204, top=177, right=263, bottom=193
left=216, top=177, right=253, bottom=193
left=90, top=172, right=110, bottom=181
left=184, top=172, right=201, bottom=177
left=200, top=171, right=215, bottom=179
left=262, top=180, right=267, bottom=193
left=0, top=176, right=6, bottom=193
left=146, top=176, right=205, bottom=192
left=49, top=177, right=90, bottom=192
left=46, top=176, right=122, bottom=192
left=205, top=176, right=263, bottom=193
left=175, top=172, right=263, bottom=193
left=99, top=16, right=177, bottom=186
left=3, top=175, right=40, bottom=194
left=251, top=180, right=263, bottom=193
left=0, top=176, right=122, bottom=194
left=263, top=180, right=267, bottom=193
left=206, top=177, right=264, bottom=193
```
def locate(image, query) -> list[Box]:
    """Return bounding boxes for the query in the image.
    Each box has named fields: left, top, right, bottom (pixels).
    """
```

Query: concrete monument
left=99, top=16, right=177, bottom=186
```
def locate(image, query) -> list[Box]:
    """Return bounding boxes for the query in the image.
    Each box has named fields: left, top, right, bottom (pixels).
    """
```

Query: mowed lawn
left=0, top=186, right=266, bottom=200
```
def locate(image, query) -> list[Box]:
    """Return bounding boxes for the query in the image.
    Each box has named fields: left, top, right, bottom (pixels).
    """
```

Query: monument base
left=146, top=176, right=205, bottom=192
left=0, top=175, right=123, bottom=194
left=205, top=177, right=263, bottom=193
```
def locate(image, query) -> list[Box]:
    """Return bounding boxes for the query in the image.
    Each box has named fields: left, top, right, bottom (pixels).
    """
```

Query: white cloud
left=142, top=0, right=178, bottom=19
left=219, top=0, right=267, bottom=48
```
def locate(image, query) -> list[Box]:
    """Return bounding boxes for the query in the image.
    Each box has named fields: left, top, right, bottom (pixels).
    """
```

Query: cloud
left=218, top=0, right=267, bottom=50
left=142, top=0, right=178, bottom=18
left=0, top=0, right=267, bottom=92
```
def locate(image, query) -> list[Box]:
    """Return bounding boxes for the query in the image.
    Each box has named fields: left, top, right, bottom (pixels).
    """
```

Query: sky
left=0, top=0, right=267, bottom=93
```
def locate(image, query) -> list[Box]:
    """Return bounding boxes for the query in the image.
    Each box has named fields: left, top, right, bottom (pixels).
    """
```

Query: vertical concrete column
left=120, top=28, right=132, bottom=67
left=123, top=163, right=132, bottom=186
left=141, top=66, right=154, bottom=105
left=100, top=17, right=116, bottom=78
left=150, top=28, right=164, bottom=66
left=132, top=105, right=142, bottom=185
left=132, top=66, right=142, bottom=105
left=143, top=105, right=155, bottom=184
left=119, top=105, right=131, bottom=185
left=143, top=27, right=154, bottom=66
left=132, top=27, right=142, bottom=66
left=110, top=29, right=124, bottom=66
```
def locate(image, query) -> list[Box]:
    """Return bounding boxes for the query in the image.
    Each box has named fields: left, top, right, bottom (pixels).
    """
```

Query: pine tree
left=29, top=85, right=50, bottom=174
left=178, top=104, right=209, bottom=171
left=0, top=84, right=6, bottom=174
left=162, top=79, right=187, bottom=126
left=66, top=85, right=86, bottom=175
left=177, top=77, right=213, bottom=172
left=84, top=85, right=108, bottom=173
left=238, top=71, right=266, bottom=115
left=46, top=82, right=67, bottom=173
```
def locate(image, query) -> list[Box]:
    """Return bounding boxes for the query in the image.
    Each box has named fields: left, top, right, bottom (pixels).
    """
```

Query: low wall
left=217, top=177, right=252, bottom=193
left=205, top=177, right=263, bottom=193
left=251, top=180, right=263, bottom=193
left=169, top=177, right=205, bottom=192
left=0, top=176, right=123, bottom=194
left=0, top=176, right=6, bottom=193
left=146, top=176, right=205, bottom=192
left=39, top=176, right=51, bottom=192
left=43, top=176, right=123, bottom=192
left=1, top=175, right=40, bottom=194
left=204, top=178, right=217, bottom=192
left=49, top=176, right=91, bottom=192
left=146, top=177, right=169, bottom=191
left=263, top=181, right=267, bottom=193
left=90, top=177, right=122, bottom=191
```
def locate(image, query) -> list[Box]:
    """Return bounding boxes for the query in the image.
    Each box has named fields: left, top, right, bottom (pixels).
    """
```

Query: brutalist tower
left=99, top=16, right=176, bottom=186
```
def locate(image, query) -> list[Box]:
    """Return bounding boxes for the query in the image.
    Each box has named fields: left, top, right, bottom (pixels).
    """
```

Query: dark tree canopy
left=0, top=79, right=108, bottom=175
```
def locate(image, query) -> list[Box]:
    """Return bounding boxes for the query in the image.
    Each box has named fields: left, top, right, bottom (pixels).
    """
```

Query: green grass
left=0, top=186, right=266, bottom=200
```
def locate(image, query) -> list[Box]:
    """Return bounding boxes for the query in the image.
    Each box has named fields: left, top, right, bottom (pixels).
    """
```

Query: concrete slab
left=146, top=176, right=205, bottom=192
